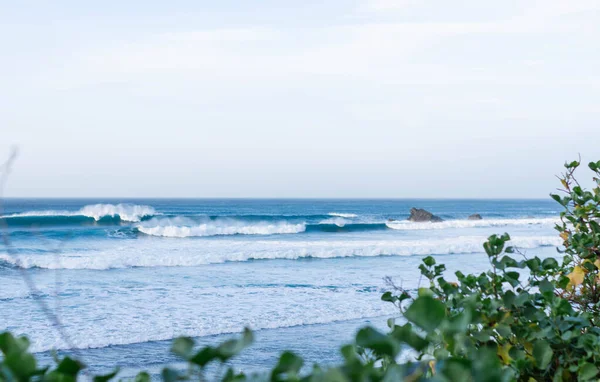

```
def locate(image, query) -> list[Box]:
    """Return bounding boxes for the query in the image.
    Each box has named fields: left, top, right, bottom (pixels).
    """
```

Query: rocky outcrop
left=468, top=214, right=483, bottom=220
left=408, top=208, right=443, bottom=222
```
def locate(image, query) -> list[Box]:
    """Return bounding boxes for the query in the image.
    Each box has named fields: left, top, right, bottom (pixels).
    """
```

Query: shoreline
left=36, top=315, right=394, bottom=377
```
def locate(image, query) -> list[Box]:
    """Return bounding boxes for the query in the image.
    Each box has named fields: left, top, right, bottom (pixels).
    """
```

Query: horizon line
left=1, top=196, right=553, bottom=201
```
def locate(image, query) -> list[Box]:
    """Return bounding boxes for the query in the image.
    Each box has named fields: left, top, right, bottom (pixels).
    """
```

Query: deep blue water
left=0, top=198, right=562, bottom=376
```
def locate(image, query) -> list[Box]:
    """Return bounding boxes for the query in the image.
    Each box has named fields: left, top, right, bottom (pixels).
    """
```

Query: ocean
left=0, top=198, right=562, bottom=376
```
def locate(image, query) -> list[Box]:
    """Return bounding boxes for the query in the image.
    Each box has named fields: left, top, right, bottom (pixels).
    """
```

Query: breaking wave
left=0, top=235, right=562, bottom=270
left=328, top=212, right=358, bottom=218
left=137, top=217, right=306, bottom=237
left=318, top=217, right=352, bottom=227
left=385, top=217, right=559, bottom=230
left=2, top=204, right=157, bottom=224
left=137, top=216, right=560, bottom=237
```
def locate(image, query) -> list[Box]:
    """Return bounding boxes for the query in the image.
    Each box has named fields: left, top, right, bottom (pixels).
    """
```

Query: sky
left=1, top=0, right=599, bottom=198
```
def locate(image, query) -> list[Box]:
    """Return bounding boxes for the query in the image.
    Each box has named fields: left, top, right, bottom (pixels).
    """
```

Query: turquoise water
left=0, top=199, right=562, bottom=375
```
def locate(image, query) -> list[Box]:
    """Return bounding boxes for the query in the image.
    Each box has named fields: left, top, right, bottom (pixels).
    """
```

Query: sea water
left=0, top=199, right=562, bottom=375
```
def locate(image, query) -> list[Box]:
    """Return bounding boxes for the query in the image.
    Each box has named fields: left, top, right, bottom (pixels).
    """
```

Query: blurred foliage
left=2, top=159, right=600, bottom=381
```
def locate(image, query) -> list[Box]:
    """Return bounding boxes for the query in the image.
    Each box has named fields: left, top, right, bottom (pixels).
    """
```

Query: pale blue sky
left=1, top=0, right=599, bottom=198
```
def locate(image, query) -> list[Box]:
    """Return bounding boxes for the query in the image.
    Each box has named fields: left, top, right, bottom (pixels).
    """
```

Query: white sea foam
left=137, top=217, right=306, bottom=237
left=385, top=217, right=559, bottom=230
left=319, top=217, right=350, bottom=227
left=0, top=235, right=561, bottom=270
left=2, top=210, right=73, bottom=218
left=3, top=204, right=157, bottom=222
left=328, top=212, right=358, bottom=218
left=1, top=234, right=561, bottom=352
left=78, top=204, right=157, bottom=222
left=18, top=285, right=396, bottom=353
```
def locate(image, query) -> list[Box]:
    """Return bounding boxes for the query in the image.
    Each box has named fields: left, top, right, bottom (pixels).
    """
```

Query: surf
left=0, top=235, right=562, bottom=270
left=1, top=203, right=158, bottom=226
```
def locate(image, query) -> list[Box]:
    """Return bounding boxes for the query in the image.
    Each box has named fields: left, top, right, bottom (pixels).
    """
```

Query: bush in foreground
left=2, top=159, right=600, bottom=381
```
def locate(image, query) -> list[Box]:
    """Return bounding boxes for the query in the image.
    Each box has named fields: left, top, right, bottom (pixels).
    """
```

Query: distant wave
left=318, top=217, right=352, bottom=227
left=2, top=205, right=560, bottom=236
left=137, top=216, right=560, bottom=237
left=0, top=235, right=562, bottom=270
left=137, top=217, right=305, bottom=237
left=137, top=216, right=390, bottom=237
left=2, top=204, right=157, bottom=224
left=385, top=217, right=559, bottom=230
left=328, top=212, right=358, bottom=218
left=308, top=222, right=389, bottom=233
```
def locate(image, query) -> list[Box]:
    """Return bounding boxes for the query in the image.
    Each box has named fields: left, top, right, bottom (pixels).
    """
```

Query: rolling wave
left=2, top=204, right=157, bottom=225
left=385, top=217, right=559, bottom=230
left=137, top=216, right=559, bottom=238
left=136, top=217, right=391, bottom=237
left=2, top=204, right=560, bottom=237
left=328, top=212, right=358, bottom=218
left=0, top=235, right=561, bottom=270
left=137, top=217, right=306, bottom=237
left=319, top=217, right=352, bottom=227
left=307, top=222, right=388, bottom=233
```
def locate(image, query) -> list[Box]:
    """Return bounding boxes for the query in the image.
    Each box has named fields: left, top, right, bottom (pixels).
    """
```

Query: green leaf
left=566, top=160, right=580, bottom=169
left=4, top=352, right=37, bottom=380
left=579, top=363, right=599, bottom=380
left=135, top=371, right=151, bottom=382
left=171, top=337, right=195, bottom=359
left=56, top=357, right=84, bottom=377
left=551, top=194, right=563, bottom=204
left=381, top=291, right=395, bottom=302
left=542, top=258, right=559, bottom=270
left=526, top=257, right=541, bottom=271
left=216, top=327, right=254, bottom=361
left=0, top=332, right=30, bottom=355
left=321, top=368, right=349, bottom=382
left=382, top=364, right=407, bottom=381
left=423, top=256, right=436, bottom=266
left=161, top=367, right=180, bottom=382
left=495, top=324, right=511, bottom=338
left=390, top=323, right=429, bottom=351
left=93, top=368, right=119, bottom=382
left=503, top=290, right=516, bottom=306
left=445, top=311, right=471, bottom=334
left=532, top=340, right=553, bottom=370
left=340, top=344, right=357, bottom=362
left=355, top=327, right=398, bottom=357
left=442, top=358, right=472, bottom=381
left=271, top=351, right=304, bottom=377
left=404, top=295, right=446, bottom=333
left=190, top=346, right=217, bottom=367
left=538, top=279, right=554, bottom=295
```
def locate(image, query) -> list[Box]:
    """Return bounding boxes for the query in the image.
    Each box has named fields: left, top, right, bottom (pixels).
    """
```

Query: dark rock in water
left=468, top=214, right=483, bottom=220
left=408, top=208, right=443, bottom=222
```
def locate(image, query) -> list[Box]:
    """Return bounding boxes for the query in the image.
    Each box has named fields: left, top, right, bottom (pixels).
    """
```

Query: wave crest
left=0, top=235, right=561, bottom=270
left=319, top=217, right=351, bottom=227
left=3, top=204, right=157, bottom=223
left=78, top=204, right=156, bottom=222
left=328, top=212, right=358, bottom=218
left=137, top=217, right=306, bottom=237
left=385, top=217, right=559, bottom=230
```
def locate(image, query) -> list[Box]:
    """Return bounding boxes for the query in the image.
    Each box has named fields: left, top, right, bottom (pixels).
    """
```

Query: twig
left=0, top=148, right=82, bottom=358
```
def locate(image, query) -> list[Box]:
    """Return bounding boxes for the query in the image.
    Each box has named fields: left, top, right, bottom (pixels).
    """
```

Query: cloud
left=357, top=0, right=420, bottom=12
left=2, top=0, right=599, bottom=197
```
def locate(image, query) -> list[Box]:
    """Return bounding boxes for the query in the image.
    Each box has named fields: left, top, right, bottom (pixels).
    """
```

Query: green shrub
left=2, top=159, right=600, bottom=381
